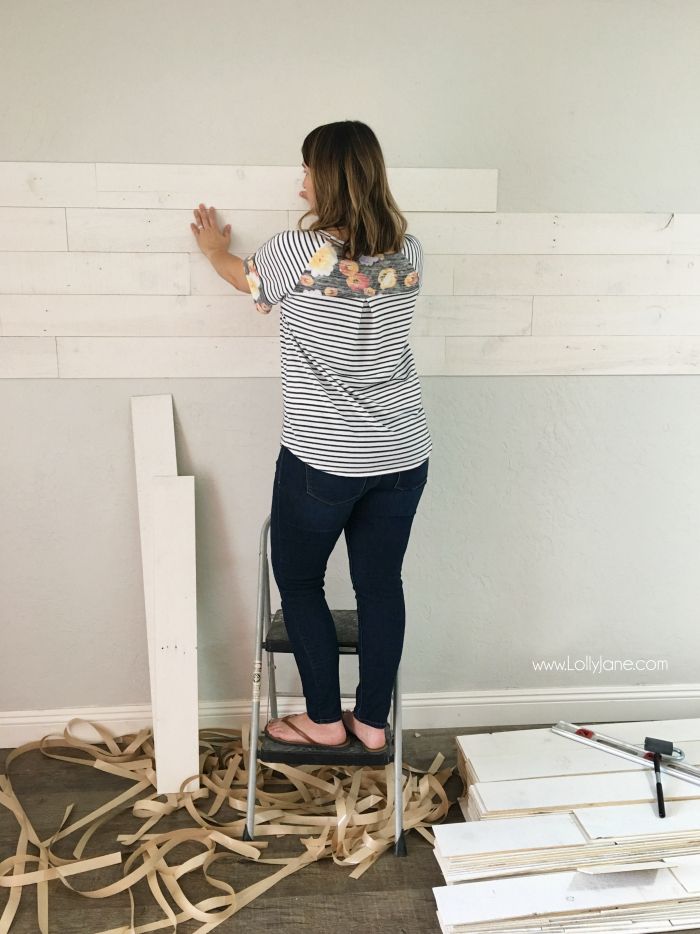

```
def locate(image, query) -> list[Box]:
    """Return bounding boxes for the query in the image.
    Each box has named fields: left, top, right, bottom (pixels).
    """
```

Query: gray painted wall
left=1, top=0, right=698, bottom=721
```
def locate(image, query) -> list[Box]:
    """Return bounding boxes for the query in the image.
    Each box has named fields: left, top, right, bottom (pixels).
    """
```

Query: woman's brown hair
left=298, top=120, right=408, bottom=262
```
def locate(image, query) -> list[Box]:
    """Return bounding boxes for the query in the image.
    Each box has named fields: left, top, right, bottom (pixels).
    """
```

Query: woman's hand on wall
left=190, top=203, right=231, bottom=259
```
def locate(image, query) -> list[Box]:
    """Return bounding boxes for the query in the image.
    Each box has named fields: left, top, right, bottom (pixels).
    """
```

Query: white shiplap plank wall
left=1, top=161, right=699, bottom=378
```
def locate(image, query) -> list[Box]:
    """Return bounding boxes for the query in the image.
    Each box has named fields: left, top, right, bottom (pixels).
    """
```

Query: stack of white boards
left=457, top=718, right=700, bottom=821
left=432, top=717, right=700, bottom=933
left=434, top=854, right=700, bottom=934
left=434, top=803, right=700, bottom=882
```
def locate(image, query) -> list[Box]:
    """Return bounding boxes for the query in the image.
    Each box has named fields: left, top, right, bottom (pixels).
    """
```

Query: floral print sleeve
left=243, top=231, right=295, bottom=315
left=243, top=253, right=273, bottom=315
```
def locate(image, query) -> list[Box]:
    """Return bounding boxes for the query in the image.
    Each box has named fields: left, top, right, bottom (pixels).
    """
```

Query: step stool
left=242, top=512, right=407, bottom=856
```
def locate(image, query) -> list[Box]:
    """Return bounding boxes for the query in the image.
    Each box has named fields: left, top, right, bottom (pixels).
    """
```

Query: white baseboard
left=3, top=683, right=700, bottom=749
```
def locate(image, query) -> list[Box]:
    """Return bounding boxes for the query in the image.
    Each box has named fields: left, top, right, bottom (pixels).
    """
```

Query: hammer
left=644, top=736, right=674, bottom=818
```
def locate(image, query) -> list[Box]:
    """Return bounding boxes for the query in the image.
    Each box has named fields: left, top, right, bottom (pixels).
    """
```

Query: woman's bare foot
left=342, top=709, right=387, bottom=749
left=265, top=712, right=347, bottom=745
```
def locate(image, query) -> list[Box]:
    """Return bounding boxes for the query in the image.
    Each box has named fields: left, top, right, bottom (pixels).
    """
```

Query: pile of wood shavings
left=0, top=717, right=454, bottom=932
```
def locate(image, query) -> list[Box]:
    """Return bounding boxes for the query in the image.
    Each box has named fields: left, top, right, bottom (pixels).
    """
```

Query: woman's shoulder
left=258, top=228, right=326, bottom=264
left=401, top=232, right=423, bottom=261
left=266, top=227, right=330, bottom=252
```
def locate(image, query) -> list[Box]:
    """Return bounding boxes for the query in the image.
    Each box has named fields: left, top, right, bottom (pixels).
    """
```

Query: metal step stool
left=242, top=512, right=407, bottom=856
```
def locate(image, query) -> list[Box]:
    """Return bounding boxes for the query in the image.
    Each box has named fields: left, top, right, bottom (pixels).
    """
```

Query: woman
left=192, top=120, right=431, bottom=753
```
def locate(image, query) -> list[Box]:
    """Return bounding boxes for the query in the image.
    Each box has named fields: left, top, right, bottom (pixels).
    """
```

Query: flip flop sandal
left=341, top=710, right=389, bottom=754
left=264, top=714, right=352, bottom=748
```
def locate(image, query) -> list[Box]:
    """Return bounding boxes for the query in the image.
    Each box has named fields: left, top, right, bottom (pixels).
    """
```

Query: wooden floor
left=4, top=723, right=698, bottom=933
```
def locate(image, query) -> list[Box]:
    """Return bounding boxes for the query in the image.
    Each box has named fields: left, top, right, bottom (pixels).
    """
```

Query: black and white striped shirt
left=243, top=228, right=432, bottom=476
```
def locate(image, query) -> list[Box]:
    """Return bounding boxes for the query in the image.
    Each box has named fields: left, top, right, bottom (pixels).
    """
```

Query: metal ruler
left=551, top=720, right=700, bottom=788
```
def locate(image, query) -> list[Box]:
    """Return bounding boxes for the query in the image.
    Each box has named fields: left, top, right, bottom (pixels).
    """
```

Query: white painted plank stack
left=458, top=719, right=700, bottom=820
left=434, top=802, right=700, bottom=883
left=432, top=718, right=700, bottom=932
left=434, top=856, right=700, bottom=934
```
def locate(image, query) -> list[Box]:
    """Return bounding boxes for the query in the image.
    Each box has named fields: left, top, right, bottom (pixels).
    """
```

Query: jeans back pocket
left=393, top=458, right=429, bottom=491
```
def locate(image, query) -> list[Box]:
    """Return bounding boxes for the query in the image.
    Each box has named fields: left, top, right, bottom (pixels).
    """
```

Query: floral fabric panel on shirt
left=242, top=231, right=299, bottom=314
left=242, top=229, right=423, bottom=315
left=243, top=254, right=274, bottom=315
left=295, top=241, right=420, bottom=300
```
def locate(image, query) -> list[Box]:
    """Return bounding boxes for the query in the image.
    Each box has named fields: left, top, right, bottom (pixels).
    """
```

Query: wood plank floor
left=3, top=723, right=699, bottom=933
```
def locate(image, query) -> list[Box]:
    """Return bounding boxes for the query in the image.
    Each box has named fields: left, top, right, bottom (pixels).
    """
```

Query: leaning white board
left=130, top=394, right=199, bottom=794
left=152, top=474, right=199, bottom=794
left=130, top=394, right=178, bottom=725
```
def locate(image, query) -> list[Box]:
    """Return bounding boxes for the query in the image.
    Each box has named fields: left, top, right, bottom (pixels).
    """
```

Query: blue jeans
left=269, top=444, right=429, bottom=729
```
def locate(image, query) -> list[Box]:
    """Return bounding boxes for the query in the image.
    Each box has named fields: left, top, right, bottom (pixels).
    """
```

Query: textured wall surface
left=1, top=0, right=699, bottom=729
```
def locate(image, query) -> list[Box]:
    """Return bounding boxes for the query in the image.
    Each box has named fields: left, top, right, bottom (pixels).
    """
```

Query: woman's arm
left=208, top=250, right=251, bottom=292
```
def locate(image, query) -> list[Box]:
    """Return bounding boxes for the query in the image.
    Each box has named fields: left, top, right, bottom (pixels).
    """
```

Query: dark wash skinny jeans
left=269, top=443, right=429, bottom=728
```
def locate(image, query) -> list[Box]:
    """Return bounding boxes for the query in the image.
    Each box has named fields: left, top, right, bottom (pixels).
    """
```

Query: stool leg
left=393, top=664, right=407, bottom=856
left=244, top=513, right=271, bottom=841
left=263, top=552, right=279, bottom=719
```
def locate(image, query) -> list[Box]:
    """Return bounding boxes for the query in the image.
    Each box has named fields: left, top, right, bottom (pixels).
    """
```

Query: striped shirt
left=243, top=227, right=432, bottom=477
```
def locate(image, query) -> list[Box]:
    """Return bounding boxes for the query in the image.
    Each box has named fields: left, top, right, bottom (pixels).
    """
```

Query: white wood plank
left=66, top=207, right=286, bottom=253
left=384, top=213, right=700, bottom=255
left=470, top=744, right=646, bottom=782
left=0, top=208, right=67, bottom=250
left=97, top=163, right=306, bottom=210
left=152, top=474, right=199, bottom=795
left=476, top=740, right=700, bottom=782
left=54, top=335, right=444, bottom=378
left=575, top=799, right=700, bottom=840
left=0, top=294, right=276, bottom=337
left=457, top=722, right=700, bottom=760
left=387, top=253, right=454, bottom=297
left=408, top=336, right=446, bottom=374
left=58, top=336, right=281, bottom=377
left=457, top=728, right=571, bottom=757
left=130, top=394, right=178, bottom=727
left=411, top=295, right=533, bottom=337
left=0, top=162, right=96, bottom=207
left=434, top=812, right=585, bottom=858
left=474, top=769, right=700, bottom=815
left=454, top=254, right=700, bottom=296
left=533, top=296, right=700, bottom=337
left=667, top=854, right=700, bottom=893
left=0, top=252, right=188, bottom=295
left=97, top=164, right=497, bottom=212
left=443, top=335, right=700, bottom=375
left=432, top=867, right=690, bottom=927
left=0, top=160, right=495, bottom=211
left=0, top=337, right=57, bottom=377
left=0, top=291, right=449, bottom=341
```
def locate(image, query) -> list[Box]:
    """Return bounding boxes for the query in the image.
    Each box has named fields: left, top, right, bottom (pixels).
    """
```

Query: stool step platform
left=263, top=608, right=360, bottom=654
left=259, top=724, right=394, bottom=766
